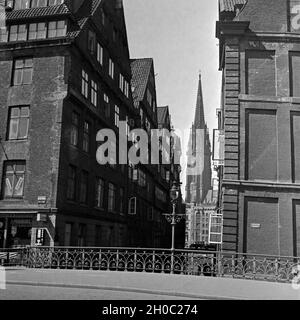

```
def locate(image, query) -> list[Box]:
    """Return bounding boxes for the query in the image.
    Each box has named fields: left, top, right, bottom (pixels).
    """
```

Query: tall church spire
left=194, top=73, right=206, bottom=129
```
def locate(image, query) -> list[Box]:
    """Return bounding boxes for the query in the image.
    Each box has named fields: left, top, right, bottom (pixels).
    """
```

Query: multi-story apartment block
left=0, top=0, right=138, bottom=248
left=128, top=58, right=173, bottom=248
left=216, top=0, right=300, bottom=256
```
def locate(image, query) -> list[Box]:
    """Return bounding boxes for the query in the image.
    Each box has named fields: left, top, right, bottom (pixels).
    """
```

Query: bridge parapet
left=1, top=246, right=300, bottom=284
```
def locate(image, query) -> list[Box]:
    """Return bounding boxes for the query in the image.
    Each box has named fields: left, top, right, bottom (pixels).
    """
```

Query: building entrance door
left=245, top=198, right=279, bottom=255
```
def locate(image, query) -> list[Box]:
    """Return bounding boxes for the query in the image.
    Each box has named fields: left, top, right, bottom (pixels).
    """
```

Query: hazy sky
left=123, top=0, right=222, bottom=192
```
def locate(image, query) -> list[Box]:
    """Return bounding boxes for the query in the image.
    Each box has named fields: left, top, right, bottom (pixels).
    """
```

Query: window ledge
left=239, top=94, right=300, bottom=104
left=222, top=179, right=300, bottom=190
left=1, top=198, right=24, bottom=201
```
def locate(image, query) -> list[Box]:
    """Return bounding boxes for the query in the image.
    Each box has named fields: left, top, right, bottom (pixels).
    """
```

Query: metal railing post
left=217, top=251, right=222, bottom=277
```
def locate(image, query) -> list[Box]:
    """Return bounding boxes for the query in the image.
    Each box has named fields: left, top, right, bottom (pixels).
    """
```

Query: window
left=2, top=161, right=26, bottom=199
left=83, top=121, right=90, bottom=153
left=291, top=112, right=300, bottom=183
left=108, top=183, right=116, bottom=212
left=0, top=26, right=8, bottom=43
left=138, top=170, right=146, bottom=187
left=124, top=80, right=129, bottom=98
left=104, top=93, right=110, bottom=118
left=104, top=93, right=109, bottom=103
left=88, top=30, right=96, bottom=54
left=91, top=80, right=98, bottom=106
left=165, top=170, right=170, bottom=182
left=47, top=20, right=66, bottom=38
left=128, top=197, right=137, bottom=215
left=9, top=24, right=27, bottom=42
left=109, top=59, right=114, bottom=79
left=81, top=69, right=89, bottom=98
left=114, top=105, right=119, bottom=127
left=31, top=0, right=47, bottom=7
left=126, top=116, right=130, bottom=136
left=246, top=110, right=278, bottom=181
left=48, top=0, right=64, bottom=5
left=119, top=74, right=129, bottom=98
left=95, top=178, right=104, bottom=208
left=290, top=52, right=300, bottom=97
left=97, top=43, right=103, bottom=65
left=119, top=188, right=124, bottom=214
left=67, top=165, right=76, bottom=200
left=6, top=20, right=66, bottom=42
left=14, top=0, right=30, bottom=9
left=13, top=58, right=33, bottom=86
left=28, top=23, right=46, bottom=40
left=8, top=106, right=30, bottom=140
left=80, top=171, right=88, bottom=204
left=246, top=50, right=276, bottom=96
left=70, top=112, right=79, bottom=146
left=119, top=74, right=124, bottom=92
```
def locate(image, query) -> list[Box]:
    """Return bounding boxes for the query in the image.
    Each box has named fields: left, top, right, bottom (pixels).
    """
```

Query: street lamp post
left=163, top=182, right=185, bottom=274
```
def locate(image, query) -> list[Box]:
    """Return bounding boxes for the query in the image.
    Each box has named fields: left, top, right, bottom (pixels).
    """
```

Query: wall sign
left=35, top=229, right=45, bottom=246
left=290, top=0, right=300, bottom=32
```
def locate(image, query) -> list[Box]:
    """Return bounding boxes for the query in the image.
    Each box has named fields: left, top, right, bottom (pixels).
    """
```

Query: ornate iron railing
left=1, top=246, right=300, bottom=283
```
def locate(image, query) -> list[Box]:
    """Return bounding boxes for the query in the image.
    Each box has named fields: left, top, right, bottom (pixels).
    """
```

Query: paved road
left=0, top=268, right=299, bottom=300
left=1, top=283, right=191, bottom=300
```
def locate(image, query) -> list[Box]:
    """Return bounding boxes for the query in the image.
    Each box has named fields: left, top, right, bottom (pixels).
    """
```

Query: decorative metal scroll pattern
left=1, top=247, right=300, bottom=283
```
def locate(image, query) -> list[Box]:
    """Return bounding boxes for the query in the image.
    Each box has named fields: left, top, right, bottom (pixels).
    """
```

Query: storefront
left=0, top=215, right=33, bottom=248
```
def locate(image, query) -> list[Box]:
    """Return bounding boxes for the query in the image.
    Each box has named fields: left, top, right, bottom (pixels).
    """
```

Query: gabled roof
left=2, top=0, right=103, bottom=39
left=219, top=0, right=247, bottom=12
left=157, top=106, right=169, bottom=126
left=67, top=0, right=102, bottom=38
left=5, top=4, right=71, bottom=21
left=130, top=58, right=153, bottom=107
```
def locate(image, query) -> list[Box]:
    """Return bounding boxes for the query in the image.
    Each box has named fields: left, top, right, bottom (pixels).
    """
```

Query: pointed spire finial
left=193, top=73, right=205, bottom=129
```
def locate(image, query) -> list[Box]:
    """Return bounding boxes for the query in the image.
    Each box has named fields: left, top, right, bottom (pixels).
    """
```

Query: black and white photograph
left=0, top=0, right=299, bottom=313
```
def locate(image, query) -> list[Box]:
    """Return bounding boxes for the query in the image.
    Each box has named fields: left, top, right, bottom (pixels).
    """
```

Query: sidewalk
left=2, top=268, right=300, bottom=300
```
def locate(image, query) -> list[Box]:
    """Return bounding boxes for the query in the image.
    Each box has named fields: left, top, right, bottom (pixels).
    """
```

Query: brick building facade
left=0, top=0, right=181, bottom=249
left=216, top=0, right=300, bottom=256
